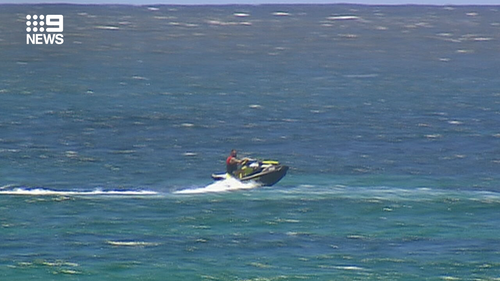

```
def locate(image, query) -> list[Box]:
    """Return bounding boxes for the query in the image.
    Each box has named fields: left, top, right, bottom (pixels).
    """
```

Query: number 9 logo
left=46, top=15, right=63, bottom=32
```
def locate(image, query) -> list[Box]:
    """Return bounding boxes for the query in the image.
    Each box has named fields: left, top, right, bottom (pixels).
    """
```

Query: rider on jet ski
left=212, top=149, right=287, bottom=186
left=226, top=149, right=248, bottom=176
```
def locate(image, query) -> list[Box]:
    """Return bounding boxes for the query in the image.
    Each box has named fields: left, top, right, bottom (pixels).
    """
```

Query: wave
left=3, top=183, right=498, bottom=203
left=106, top=241, right=160, bottom=247
left=174, top=177, right=261, bottom=194
left=278, top=185, right=500, bottom=203
left=0, top=187, right=158, bottom=197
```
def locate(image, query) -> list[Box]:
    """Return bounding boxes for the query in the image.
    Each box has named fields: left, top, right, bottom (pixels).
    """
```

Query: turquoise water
left=2, top=188, right=500, bottom=280
left=1, top=4, right=500, bottom=280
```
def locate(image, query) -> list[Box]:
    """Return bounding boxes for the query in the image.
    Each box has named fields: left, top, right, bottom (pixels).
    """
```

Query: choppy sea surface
left=1, top=4, right=500, bottom=280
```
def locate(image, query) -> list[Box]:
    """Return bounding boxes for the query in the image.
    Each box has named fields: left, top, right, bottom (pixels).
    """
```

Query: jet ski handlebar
left=241, top=158, right=279, bottom=166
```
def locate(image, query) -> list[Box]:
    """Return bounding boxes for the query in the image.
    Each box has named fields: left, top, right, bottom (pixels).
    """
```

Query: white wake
left=174, top=177, right=261, bottom=194
left=0, top=187, right=158, bottom=196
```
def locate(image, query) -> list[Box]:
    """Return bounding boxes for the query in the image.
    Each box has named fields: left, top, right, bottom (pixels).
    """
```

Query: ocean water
left=1, top=4, right=500, bottom=280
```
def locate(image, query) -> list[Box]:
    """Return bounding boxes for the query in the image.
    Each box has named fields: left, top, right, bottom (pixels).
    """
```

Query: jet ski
left=211, top=159, right=288, bottom=186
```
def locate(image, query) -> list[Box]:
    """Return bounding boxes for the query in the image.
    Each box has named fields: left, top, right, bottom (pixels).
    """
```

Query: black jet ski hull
left=240, top=165, right=288, bottom=186
left=211, top=165, right=288, bottom=186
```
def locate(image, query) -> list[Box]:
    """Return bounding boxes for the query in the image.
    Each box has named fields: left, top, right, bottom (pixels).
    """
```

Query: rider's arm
left=230, top=157, right=241, bottom=164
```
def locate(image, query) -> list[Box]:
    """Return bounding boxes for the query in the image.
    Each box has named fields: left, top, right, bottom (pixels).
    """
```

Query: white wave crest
left=106, top=241, right=160, bottom=247
left=174, top=177, right=261, bottom=194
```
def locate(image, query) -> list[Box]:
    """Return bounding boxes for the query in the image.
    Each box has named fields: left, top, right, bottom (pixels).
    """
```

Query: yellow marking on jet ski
left=240, top=167, right=254, bottom=178
left=262, top=160, right=279, bottom=165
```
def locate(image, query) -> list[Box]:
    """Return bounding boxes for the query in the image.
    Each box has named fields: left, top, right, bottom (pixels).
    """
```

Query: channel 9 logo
left=26, top=14, right=64, bottom=45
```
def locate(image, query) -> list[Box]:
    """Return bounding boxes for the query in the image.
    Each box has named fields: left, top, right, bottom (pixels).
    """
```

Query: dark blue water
left=1, top=4, right=500, bottom=280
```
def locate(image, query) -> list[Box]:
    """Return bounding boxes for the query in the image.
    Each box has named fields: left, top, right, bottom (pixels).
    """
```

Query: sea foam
left=174, top=177, right=260, bottom=194
left=0, top=187, right=158, bottom=196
